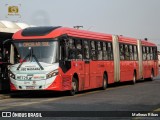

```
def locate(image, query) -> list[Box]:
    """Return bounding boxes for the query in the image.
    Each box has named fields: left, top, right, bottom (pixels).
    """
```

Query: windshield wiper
left=17, top=47, right=44, bottom=70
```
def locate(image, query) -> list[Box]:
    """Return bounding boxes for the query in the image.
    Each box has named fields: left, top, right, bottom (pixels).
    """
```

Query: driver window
left=68, top=38, right=76, bottom=59
left=76, top=39, right=82, bottom=59
left=90, top=41, right=97, bottom=60
left=84, top=41, right=90, bottom=59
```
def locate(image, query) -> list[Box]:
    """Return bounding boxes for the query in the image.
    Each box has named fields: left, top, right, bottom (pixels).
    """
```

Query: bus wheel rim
left=133, top=75, right=136, bottom=83
left=72, top=81, right=76, bottom=91
left=104, top=77, right=106, bottom=87
left=151, top=72, right=153, bottom=80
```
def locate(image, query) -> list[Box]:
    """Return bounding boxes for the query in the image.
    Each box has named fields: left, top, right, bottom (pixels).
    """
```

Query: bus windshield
left=14, top=40, right=58, bottom=64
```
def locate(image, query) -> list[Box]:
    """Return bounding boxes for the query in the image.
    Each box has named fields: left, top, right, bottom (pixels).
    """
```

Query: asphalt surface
left=0, top=76, right=160, bottom=120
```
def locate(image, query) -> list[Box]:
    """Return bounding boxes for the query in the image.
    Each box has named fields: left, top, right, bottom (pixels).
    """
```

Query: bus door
left=89, top=41, right=98, bottom=88
left=68, top=38, right=90, bottom=90
left=83, top=41, right=90, bottom=89
left=146, top=47, right=150, bottom=77
left=142, top=46, right=149, bottom=78
left=60, top=37, right=90, bottom=90
left=153, top=47, right=158, bottom=76
left=83, top=60, right=90, bottom=89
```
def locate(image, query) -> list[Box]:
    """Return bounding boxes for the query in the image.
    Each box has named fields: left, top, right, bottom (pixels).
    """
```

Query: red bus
left=9, top=26, right=158, bottom=95
left=158, top=53, right=160, bottom=67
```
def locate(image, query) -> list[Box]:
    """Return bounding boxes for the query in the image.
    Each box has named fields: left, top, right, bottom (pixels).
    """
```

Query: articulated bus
left=8, top=26, right=158, bottom=95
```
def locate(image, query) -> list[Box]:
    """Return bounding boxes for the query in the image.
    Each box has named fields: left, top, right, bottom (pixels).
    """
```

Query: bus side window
left=146, top=47, right=150, bottom=60
left=119, top=44, right=124, bottom=60
left=129, top=45, right=133, bottom=60
left=124, top=44, right=129, bottom=60
left=156, top=47, right=158, bottom=60
left=142, top=46, right=146, bottom=60
left=60, top=38, right=68, bottom=60
left=83, top=41, right=90, bottom=59
left=97, top=41, right=102, bottom=60
left=142, top=46, right=144, bottom=60
left=107, top=43, right=113, bottom=60
left=145, top=47, right=148, bottom=60
left=76, top=39, right=82, bottom=59
left=150, top=47, right=153, bottom=60
left=102, top=42, right=108, bottom=60
left=134, top=46, right=138, bottom=60
left=68, top=38, right=76, bottom=59
left=153, top=47, right=157, bottom=60
left=90, top=41, right=96, bottom=60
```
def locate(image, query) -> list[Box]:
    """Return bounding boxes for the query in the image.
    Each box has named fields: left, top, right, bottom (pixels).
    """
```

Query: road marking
left=0, top=96, right=72, bottom=110
left=0, top=84, right=132, bottom=110
left=0, top=101, right=48, bottom=110
left=0, top=98, right=26, bottom=102
left=153, top=108, right=160, bottom=112
left=75, top=84, right=132, bottom=97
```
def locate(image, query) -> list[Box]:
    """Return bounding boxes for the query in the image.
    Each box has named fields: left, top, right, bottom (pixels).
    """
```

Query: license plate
left=16, top=75, right=33, bottom=80
left=26, top=86, right=35, bottom=90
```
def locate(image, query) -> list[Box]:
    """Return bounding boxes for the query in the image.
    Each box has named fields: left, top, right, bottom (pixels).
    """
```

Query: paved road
left=0, top=77, right=160, bottom=120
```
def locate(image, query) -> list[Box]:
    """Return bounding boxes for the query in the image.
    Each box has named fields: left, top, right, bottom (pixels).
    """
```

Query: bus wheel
left=132, top=73, right=136, bottom=84
left=68, top=77, right=78, bottom=96
left=101, top=74, right=107, bottom=90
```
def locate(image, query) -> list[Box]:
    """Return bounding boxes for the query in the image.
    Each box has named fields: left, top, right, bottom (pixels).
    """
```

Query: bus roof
left=12, top=26, right=157, bottom=46
left=118, top=35, right=137, bottom=45
left=141, top=40, right=156, bottom=46
left=12, top=26, right=113, bottom=41
left=118, top=36, right=156, bottom=46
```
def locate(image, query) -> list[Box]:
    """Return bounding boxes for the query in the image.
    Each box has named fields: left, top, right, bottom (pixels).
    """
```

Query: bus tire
left=101, top=74, right=107, bottom=90
left=68, top=77, right=78, bottom=96
left=132, top=72, right=136, bottom=84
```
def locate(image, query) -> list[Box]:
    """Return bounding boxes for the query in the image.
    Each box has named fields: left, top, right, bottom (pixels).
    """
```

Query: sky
left=0, top=0, right=160, bottom=47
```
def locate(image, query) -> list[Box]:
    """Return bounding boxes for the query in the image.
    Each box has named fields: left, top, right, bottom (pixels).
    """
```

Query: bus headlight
left=9, top=71, right=15, bottom=79
left=46, top=69, right=59, bottom=79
